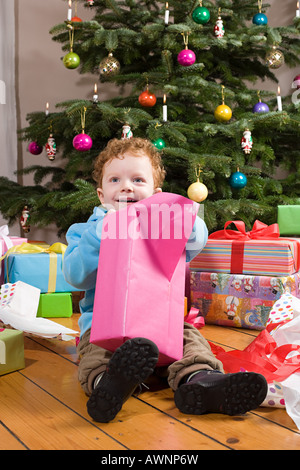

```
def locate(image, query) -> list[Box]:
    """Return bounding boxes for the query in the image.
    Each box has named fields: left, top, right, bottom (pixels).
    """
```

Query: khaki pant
left=77, top=322, right=224, bottom=396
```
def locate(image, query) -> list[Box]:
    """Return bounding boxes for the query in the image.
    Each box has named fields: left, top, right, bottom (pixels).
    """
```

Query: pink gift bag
left=90, top=192, right=198, bottom=365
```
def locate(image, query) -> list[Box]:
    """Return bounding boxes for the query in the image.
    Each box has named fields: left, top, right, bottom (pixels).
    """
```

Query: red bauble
left=294, top=74, right=300, bottom=90
left=138, top=90, right=157, bottom=107
left=71, top=16, right=82, bottom=22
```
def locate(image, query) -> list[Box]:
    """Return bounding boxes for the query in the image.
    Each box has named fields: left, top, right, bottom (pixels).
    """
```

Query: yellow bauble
left=187, top=181, right=208, bottom=202
left=214, top=104, right=232, bottom=122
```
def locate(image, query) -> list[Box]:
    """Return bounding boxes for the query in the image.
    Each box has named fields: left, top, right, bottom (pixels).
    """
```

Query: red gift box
left=190, top=220, right=300, bottom=276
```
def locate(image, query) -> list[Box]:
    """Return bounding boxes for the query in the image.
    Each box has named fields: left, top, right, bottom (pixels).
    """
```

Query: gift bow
left=0, top=225, right=13, bottom=254
left=3, top=242, right=67, bottom=293
left=209, top=220, right=280, bottom=240
left=209, top=327, right=300, bottom=384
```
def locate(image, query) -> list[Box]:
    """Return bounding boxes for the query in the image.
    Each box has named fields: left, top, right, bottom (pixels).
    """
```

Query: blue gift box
left=5, top=252, right=80, bottom=293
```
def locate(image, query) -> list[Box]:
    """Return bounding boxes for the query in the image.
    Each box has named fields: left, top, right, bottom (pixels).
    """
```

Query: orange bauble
left=71, top=16, right=82, bottom=22
left=138, top=90, right=157, bottom=107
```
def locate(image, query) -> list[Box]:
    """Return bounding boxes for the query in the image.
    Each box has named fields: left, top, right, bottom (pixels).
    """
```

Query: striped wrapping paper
left=189, top=238, right=300, bottom=276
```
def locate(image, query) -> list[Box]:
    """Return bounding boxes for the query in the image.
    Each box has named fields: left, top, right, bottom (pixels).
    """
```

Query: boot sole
left=87, top=337, right=159, bottom=422
left=174, top=372, right=268, bottom=416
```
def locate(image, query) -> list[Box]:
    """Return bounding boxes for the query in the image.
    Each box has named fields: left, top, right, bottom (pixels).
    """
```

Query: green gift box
left=278, top=205, right=300, bottom=236
left=36, top=292, right=73, bottom=318
left=0, top=328, right=25, bottom=376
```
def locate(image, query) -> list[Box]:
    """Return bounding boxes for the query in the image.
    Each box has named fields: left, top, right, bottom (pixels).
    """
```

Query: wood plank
left=0, top=422, right=28, bottom=450
left=139, top=388, right=300, bottom=450
left=0, top=373, right=126, bottom=450
left=20, top=315, right=300, bottom=449
left=21, top=336, right=228, bottom=450
left=200, top=324, right=300, bottom=434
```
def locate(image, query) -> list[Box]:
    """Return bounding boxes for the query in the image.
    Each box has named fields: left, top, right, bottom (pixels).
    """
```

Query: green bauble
left=192, top=6, right=210, bottom=25
left=63, top=52, right=80, bottom=69
left=152, top=138, right=166, bottom=151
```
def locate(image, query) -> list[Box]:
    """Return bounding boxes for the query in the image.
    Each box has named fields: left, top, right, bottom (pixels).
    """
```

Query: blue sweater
left=63, top=205, right=208, bottom=337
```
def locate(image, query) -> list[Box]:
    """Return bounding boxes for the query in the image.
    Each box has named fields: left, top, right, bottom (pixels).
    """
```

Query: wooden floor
left=1, top=314, right=300, bottom=451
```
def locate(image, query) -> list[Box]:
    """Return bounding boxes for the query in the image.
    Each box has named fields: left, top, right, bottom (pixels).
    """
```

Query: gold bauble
left=265, top=47, right=284, bottom=69
left=99, top=52, right=120, bottom=76
left=187, top=181, right=208, bottom=202
left=214, top=104, right=232, bottom=122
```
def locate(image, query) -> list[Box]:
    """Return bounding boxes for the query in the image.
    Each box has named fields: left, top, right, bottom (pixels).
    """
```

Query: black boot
left=87, top=337, right=159, bottom=422
left=174, top=369, right=268, bottom=416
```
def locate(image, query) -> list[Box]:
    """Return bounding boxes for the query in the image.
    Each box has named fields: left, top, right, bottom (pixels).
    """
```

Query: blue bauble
left=252, top=13, right=268, bottom=25
left=252, top=101, right=269, bottom=113
left=229, top=171, right=247, bottom=189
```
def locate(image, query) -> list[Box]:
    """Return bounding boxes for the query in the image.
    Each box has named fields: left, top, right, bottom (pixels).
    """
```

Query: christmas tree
left=1, top=0, right=300, bottom=235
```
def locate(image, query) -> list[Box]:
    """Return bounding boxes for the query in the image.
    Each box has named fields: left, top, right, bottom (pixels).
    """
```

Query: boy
left=63, top=137, right=267, bottom=423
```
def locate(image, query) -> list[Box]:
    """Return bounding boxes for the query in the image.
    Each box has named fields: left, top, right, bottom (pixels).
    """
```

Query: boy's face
left=97, top=152, right=162, bottom=210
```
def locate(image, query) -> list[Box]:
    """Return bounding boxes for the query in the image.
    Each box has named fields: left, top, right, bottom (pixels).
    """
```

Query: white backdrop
left=0, top=0, right=18, bottom=227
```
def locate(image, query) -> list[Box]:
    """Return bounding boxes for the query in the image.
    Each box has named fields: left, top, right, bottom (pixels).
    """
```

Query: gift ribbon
left=185, top=307, right=205, bottom=329
left=2, top=242, right=67, bottom=293
left=208, top=220, right=300, bottom=274
left=208, top=220, right=280, bottom=241
left=209, top=326, right=300, bottom=383
left=0, top=226, right=13, bottom=276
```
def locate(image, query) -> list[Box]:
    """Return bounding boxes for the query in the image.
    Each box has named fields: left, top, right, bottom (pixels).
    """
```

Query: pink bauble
left=294, top=74, right=300, bottom=90
left=177, top=49, right=196, bottom=66
left=73, top=133, right=93, bottom=151
left=28, top=141, right=43, bottom=155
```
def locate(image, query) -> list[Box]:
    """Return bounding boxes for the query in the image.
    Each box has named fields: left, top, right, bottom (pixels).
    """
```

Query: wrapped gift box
left=37, top=292, right=73, bottom=318
left=0, top=233, right=27, bottom=284
left=190, top=220, right=300, bottom=276
left=190, top=270, right=300, bottom=330
left=0, top=328, right=25, bottom=375
left=278, top=205, right=300, bottom=236
left=5, top=247, right=81, bottom=293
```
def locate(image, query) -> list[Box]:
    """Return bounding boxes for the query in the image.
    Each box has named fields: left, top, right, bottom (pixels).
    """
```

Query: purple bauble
left=177, top=49, right=196, bottom=66
left=252, top=101, right=269, bottom=113
left=28, top=141, right=43, bottom=155
left=73, top=133, right=93, bottom=151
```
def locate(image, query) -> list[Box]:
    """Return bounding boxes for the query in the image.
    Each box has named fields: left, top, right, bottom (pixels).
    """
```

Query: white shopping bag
left=0, top=281, right=78, bottom=340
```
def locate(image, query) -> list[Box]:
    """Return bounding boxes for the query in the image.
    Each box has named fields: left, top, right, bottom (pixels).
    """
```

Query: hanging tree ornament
left=71, top=0, right=82, bottom=22
left=229, top=168, right=247, bottom=189
left=152, top=138, right=166, bottom=151
left=73, top=107, right=93, bottom=151
left=63, top=24, right=80, bottom=69
left=192, top=0, right=210, bottom=25
left=28, top=141, right=43, bottom=155
left=152, top=123, right=166, bottom=150
left=214, top=8, right=225, bottom=38
left=45, top=123, right=57, bottom=161
left=293, top=74, right=300, bottom=89
left=241, top=129, right=253, bottom=155
left=177, top=32, right=196, bottom=66
left=252, top=90, right=269, bottom=113
left=138, top=81, right=157, bottom=107
left=121, top=124, right=133, bottom=140
left=187, top=166, right=208, bottom=203
left=86, top=0, right=94, bottom=5
left=252, top=0, right=268, bottom=25
left=214, top=85, right=232, bottom=122
left=99, top=52, right=120, bottom=77
left=265, top=45, right=284, bottom=69
left=20, top=206, right=31, bottom=233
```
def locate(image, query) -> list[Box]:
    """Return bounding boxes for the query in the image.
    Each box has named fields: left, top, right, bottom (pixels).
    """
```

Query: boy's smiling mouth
left=116, top=196, right=138, bottom=204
